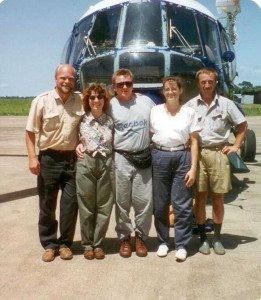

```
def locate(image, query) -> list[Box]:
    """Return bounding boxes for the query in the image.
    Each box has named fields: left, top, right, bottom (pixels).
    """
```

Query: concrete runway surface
left=0, top=116, right=260, bottom=300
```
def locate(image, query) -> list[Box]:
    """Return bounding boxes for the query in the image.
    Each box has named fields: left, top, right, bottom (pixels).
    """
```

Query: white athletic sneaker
left=157, top=245, right=169, bottom=257
left=175, top=248, right=187, bottom=262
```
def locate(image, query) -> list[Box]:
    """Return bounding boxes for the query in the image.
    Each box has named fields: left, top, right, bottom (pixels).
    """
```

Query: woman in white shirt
left=150, top=76, right=200, bottom=261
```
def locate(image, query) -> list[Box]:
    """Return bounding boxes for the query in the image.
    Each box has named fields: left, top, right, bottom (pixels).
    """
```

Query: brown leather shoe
left=42, top=249, right=57, bottom=262
left=59, top=247, right=73, bottom=260
left=119, top=237, right=132, bottom=258
left=94, top=248, right=105, bottom=259
left=135, top=234, right=148, bottom=257
left=84, top=249, right=94, bottom=260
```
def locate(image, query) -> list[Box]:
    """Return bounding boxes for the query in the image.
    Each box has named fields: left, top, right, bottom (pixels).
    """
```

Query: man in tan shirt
left=25, top=64, right=83, bottom=262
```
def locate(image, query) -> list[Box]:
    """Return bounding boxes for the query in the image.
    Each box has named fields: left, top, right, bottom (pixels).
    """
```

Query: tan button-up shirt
left=26, top=89, right=84, bottom=151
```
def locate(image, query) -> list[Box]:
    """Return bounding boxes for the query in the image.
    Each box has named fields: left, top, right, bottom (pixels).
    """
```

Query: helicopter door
left=197, top=15, right=222, bottom=69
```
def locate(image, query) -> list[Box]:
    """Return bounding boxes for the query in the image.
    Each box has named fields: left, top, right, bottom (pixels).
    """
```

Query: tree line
left=232, top=81, right=261, bottom=94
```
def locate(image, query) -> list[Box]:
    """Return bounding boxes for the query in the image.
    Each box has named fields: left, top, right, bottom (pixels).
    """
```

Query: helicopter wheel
left=241, top=129, right=256, bottom=162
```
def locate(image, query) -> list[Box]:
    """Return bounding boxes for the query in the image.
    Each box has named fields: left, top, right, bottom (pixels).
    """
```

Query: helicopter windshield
left=68, top=7, right=121, bottom=62
left=62, top=0, right=228, bottom=95
left=167, top=5, right=201, bottom=55
left=122, top=3, right=162, bottom=47
left=89, top=7, right=121, bottom=55
left=66, top=16, right=92, bottom=64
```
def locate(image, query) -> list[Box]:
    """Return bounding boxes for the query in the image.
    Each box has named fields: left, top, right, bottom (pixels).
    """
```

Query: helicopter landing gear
left=241, top=129, right=256, bottom=162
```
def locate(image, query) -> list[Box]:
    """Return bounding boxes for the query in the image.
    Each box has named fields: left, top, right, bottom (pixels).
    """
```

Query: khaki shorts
left=197, top=148, right=231, bottom=194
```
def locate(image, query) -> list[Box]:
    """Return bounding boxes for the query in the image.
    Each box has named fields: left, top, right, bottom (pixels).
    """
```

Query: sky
left=0, top=0, right=261, bottom=97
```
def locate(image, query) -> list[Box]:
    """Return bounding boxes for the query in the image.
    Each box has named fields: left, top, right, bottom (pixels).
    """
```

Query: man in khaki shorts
left=186, top=67, right=247, bottom=255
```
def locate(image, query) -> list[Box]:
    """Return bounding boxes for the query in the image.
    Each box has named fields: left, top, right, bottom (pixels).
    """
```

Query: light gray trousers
left=114, top=152, right=153, bottom=240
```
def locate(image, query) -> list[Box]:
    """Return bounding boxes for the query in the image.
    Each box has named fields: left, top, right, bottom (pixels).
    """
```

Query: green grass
left=0, top=97, right=33, bottom=115
left=0, top=97, right=261, bottom=116
left=241, top=104, right=261, bottom=116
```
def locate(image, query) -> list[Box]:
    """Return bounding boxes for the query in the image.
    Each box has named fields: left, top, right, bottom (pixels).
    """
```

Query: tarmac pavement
left=0, top=116, right=260, bottom=300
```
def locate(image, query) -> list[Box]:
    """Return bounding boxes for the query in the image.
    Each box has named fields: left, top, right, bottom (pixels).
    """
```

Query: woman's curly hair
left=82, top=84, right=110, bottom=113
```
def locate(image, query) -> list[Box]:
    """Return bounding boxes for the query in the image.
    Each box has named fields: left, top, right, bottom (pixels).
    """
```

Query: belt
left=153, top=144, right=185, bottom=152
left=114, top=148, right=150, bottom=155
left=40, top=149, right=75, bottom=156
left=201, top=144, right=226, bottom=151
left=87, top=151, right=111, bottom=158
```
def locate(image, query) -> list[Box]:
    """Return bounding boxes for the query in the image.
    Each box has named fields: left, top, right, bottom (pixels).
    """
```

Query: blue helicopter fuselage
left=62, top=0, right=237, bottom=103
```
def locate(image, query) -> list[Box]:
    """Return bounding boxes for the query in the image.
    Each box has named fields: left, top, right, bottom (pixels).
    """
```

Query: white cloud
left=0, top=0, right=5, bottom=4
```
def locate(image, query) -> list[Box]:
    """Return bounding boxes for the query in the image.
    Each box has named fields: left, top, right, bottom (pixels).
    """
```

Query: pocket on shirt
left=211, top=115, right=227, bottom=135
left=43, top=112, right=60, bottom=132
left=71, top=110, right=84, bottom=129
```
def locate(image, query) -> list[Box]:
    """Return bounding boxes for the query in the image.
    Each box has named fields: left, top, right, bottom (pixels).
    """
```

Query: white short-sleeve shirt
left=185, top=94, right=246, bottom=147
left=150, top=104, right=200, bottom=147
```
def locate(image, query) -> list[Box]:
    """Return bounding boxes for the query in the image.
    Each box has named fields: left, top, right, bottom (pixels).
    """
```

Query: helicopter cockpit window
left=198, top=15, right=222, bottom=67
left=89, top=7, right=121, bottom=55
left=68, top=17, right=92, bottom=64
left=166, top=5, right=201, bottom=55
left=122, top=3, right=162, bottom=47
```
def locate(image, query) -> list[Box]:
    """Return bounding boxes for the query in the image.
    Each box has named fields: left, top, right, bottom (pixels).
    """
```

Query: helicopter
left=61, top=0, right=256, bottom=165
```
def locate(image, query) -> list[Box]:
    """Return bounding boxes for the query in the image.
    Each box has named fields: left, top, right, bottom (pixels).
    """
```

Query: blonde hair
left=112, top=68, right=134, bottom=84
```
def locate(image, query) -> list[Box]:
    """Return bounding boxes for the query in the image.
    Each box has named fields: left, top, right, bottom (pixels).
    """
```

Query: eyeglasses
left=115, top=81, right=133, bottom=89
left=164, top=88, right=178, bottom=92
left=89, top=95, right=104, bottom=100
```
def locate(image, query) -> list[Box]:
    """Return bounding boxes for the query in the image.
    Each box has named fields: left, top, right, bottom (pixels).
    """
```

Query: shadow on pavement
left=0, top=187, right=37, bottom=203
left=202, top=233, right=258, bottom=250
left=224, top=174, right=254, bottom=204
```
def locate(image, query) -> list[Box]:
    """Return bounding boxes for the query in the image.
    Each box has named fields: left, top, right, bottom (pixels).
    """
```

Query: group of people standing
left=25, top=64, right=247, bottom=263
